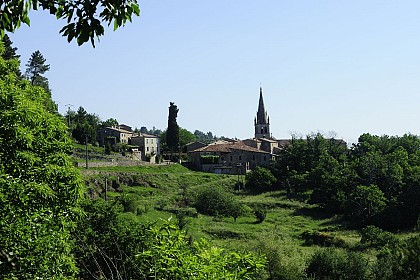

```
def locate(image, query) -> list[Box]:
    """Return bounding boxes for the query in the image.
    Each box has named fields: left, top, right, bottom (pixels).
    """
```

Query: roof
left=258, top=137, right=278, bottom=143
left=102, top=126, right=133, bottom=134
left=131, top=133, right=160, bottom=138
left=190, top=141, right=270, bottom=154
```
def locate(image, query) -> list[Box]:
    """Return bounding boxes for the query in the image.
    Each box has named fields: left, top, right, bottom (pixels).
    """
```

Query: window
left=264, top=156, right=266, bottom=161
left=147, top=147, right=149, bottom=152
left=146, top=139, right=149, bottom=144
left=239, top=156, right=242, bottom=160
left=230, top=156, right=233, bottom=161
left=252, top=155, right=255, bottom=161
left=151, top=139, right=153, bottom=144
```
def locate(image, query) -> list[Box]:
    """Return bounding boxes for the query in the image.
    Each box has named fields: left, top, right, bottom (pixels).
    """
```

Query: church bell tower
left=254, top=87, right=270, bottom=139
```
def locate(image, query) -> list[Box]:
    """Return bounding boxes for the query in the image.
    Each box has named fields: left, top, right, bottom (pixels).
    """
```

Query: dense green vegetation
left=81, top=163, right=419, bottom=279
left=1, top=35, right=418, bottom=278
left=0, top=43, right=83, bottom=278
left=269, top=133, right=420, bottom=230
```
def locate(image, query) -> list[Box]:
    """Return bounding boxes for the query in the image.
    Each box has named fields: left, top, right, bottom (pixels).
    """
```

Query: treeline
left=249, top=133, right=420, bottom=230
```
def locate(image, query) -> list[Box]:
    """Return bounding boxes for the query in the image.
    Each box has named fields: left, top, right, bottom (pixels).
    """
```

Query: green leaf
left=132, top=3, right=140, bottom=16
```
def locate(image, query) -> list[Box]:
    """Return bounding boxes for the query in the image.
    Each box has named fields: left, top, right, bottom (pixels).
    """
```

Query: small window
left=151, top=139, right=154, bottom=144
left=252, top=155, right=255, bottom=161
left=230, top=156, right=233, bottom=161
left=146, top=139, right=149, bottom=144
left=239, top=156, right=242, bottom=160
left=147, top=147, right=149, bottom=152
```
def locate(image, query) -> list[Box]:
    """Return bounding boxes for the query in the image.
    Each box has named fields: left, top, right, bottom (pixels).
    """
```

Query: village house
left=188, top=140, right=272, bottom=174
left=130, top=133, right=161, bottom=162
left=97, top=126, right=134, bottom=146
left=97, top=125, right=161, bottom=162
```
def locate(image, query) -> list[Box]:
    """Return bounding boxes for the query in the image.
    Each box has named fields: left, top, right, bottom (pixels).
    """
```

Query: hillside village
left=95, top=87, right=346, bottom=174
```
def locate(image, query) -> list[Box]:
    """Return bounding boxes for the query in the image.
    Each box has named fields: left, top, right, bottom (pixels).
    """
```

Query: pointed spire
left=256, top=87, right=268, bottom=124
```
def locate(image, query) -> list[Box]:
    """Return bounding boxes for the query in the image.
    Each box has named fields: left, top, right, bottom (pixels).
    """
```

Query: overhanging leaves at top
left=0, top=0, right=140, bottom=47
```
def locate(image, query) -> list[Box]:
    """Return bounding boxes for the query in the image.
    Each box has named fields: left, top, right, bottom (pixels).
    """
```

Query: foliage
left=73, top=198, right=146, bottom=279
left=345, top=184, right=387, bottom=223
left=270, top=132, right=420, bottom=230
left=135, top=222, right=267, bottom=279
left=200, top=155, right=220, bottom=164
left=25, top=50, right=49, bottom=85
left=25, top=50, right=57, bottom=112
left=306, top=248, right=370, bottom=280
left=359, top=225, right=398, bottom=248
left=101, top=117, right=118, bottom=127
left=194, top=129, right=217, bottom=143
left=193, top=185, right=242, bottom=219
left=68, top=106, right=101, bottom=144
left=254, top=235, right=307, bottom=280
left=254, top=206, right=267, bottom=223
left=0, top=0, right=140, bottom=46
left=301, top=230, right=346, bottom=247
left=246, top=166, right=277, bottom=192
left=166, top=102, right=180, bottom=152
left=73, top=198, right=266, bottom=280
left=1, top=34, right=21, bottom=76
left=373, top=234, right=420, bottom=280
left=0, top=44, right=83, bottom=278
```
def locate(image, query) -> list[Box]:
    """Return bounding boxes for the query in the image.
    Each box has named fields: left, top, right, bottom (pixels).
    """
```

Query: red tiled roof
left=191, top=141, right=270, bottom=154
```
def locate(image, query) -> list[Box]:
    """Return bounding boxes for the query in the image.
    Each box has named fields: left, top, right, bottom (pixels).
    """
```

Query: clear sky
left=10, top=1, right=420, bottom=144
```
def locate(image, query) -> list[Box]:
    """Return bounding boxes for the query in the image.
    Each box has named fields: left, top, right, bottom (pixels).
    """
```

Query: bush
left=193, top=186, right=241, bottom=220
left=360, top=225, right=398, bottom=248
left=301, top=230, right=346, bottom=247
left=306, top=248, right=369, bottom=280
left=373, top=234, right=420, bottom=280
left=246, top=166, right=277, bottom=192
left=254, top=206, right=267, bottom=223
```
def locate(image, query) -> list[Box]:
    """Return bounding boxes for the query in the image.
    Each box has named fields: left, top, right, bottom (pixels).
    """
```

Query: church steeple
left=254, top=87, right=270, bottom=138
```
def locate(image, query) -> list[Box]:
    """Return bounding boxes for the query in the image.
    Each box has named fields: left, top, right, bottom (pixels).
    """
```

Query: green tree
left=24, top=50, right=57, bottom=112
left=246, top=166, right=277, bottom=193
left=70, top=106, right=100, bottom=144
left=1, top=34, right=21, bottom=77
left=0, top=0, right=140, bottom=46
left=25, top=50, right=50, bottom=87
left=101, top=117, right=119, bottom=127
left=0, top=44, right=83, bottom=278
left=194, top=186, right=241, bottom=219
left=179, top=127, right=197, bottom=148
left=166, top=102, right=179, bottom=157
left=345, top=185, right=387, bottom=223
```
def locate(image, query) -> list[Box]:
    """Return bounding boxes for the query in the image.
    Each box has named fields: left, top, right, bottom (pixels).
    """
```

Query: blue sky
left=10, top=1, right=420, bottom=144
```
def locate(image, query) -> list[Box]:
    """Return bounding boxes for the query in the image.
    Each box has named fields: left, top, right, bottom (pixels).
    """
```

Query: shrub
left=246, top=166, right=277, bottom=192
left=373, top=234, right=420, bottom=280
left=360, top=225, right=398, bottom=248
left=254, top=206, right=267, bottom=223
left=306, top=248, right=369, bottom=280
left=301, top=230, right=346, bottom=247
left=193, top=186, right=241, bottom=220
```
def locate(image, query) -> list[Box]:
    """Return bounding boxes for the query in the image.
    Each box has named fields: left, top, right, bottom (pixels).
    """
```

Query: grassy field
left=81, top=163, right=370, bottom=271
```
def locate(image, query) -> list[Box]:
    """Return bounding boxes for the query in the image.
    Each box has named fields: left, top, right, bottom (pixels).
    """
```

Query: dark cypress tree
left=166, top=102, right=179, bottom=159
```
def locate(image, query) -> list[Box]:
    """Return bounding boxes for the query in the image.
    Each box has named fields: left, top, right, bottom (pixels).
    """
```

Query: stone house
left=130, top=133, right=161, bottom=162
left=97, top=126, right=134, bottom=146
left=188, top=141, right=272, bottom=174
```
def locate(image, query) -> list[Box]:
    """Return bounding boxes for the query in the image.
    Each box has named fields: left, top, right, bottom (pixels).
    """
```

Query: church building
left=254, top=87, right=271, bottom=139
